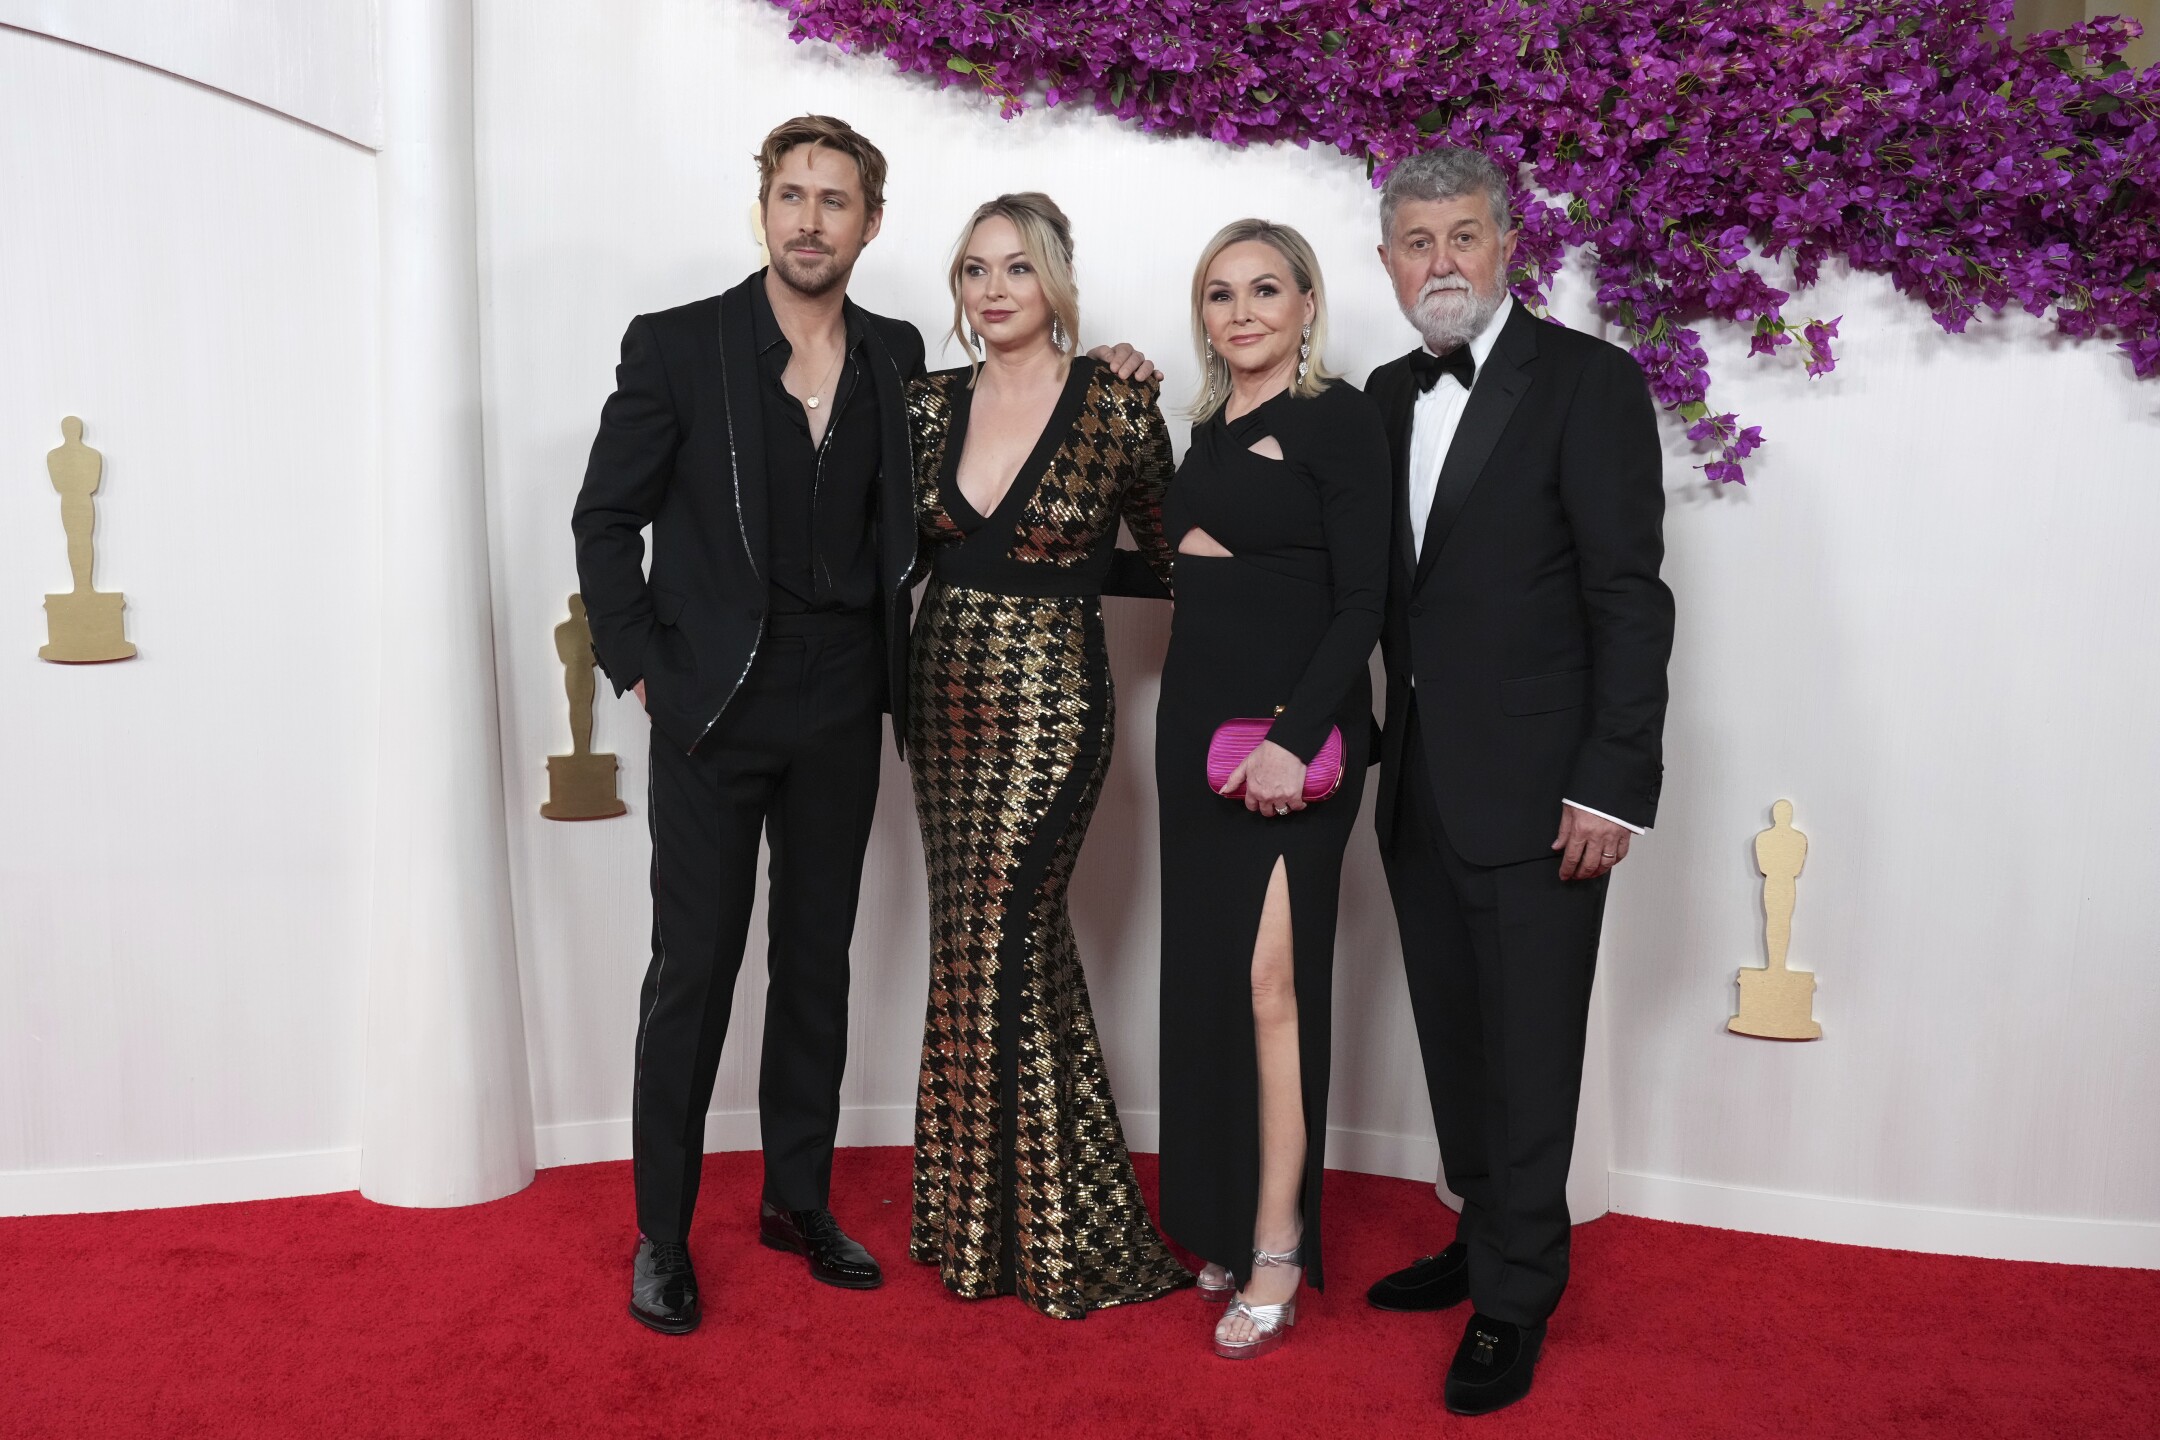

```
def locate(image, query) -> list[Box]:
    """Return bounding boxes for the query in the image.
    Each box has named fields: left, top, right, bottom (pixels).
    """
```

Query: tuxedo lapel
left=1373, top=360, right=1419, bottom=579
left=1414, top=304, right=1539, bottom=590
left=717, top=279, right=769, bottom=582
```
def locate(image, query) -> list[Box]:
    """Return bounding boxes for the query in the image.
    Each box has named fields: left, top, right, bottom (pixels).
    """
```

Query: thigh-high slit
left=1156, top=552, right=1369, bottom=1291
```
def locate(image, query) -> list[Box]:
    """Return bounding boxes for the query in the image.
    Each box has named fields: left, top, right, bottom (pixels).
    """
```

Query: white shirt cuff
left=1564, top=799, right=1646, bottom=834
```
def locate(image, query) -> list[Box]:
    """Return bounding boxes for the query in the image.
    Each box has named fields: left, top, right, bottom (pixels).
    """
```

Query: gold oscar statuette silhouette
left=541, top=594, right=627, bottom=820
left=39, top=417, right=137, bottom=663
left=1728, top=799, right=1823, bottom=1040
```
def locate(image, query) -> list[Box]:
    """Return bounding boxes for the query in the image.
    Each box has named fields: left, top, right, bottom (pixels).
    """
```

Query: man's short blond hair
left=754, top=115, right=888, bottom=213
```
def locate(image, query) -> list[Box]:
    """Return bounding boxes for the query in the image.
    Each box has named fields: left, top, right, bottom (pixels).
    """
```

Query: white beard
left=1405, top=274, right=1502, bottom=354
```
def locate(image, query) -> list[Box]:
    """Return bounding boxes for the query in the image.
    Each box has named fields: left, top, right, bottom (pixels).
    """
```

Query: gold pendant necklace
left=802, top=346, right=844, bottom=410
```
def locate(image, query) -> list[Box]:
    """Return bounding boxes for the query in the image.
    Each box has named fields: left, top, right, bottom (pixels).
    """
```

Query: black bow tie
left=1410, top=345, right=1476, bottom=395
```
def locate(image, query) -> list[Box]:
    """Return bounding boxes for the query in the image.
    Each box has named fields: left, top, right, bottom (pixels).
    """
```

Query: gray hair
left=1379, top=148, right=1514, bottom=242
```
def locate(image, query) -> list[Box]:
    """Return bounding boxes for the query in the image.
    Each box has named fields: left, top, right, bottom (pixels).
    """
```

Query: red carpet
left=4, top=1147, right=2154, bottom=1438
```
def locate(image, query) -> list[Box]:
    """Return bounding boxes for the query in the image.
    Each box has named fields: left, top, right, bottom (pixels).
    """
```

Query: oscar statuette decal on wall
left=1729, top=799, right=1822, bottom=1041
left=38, top=417, right=136, bottom=663
left=541, top=593, right=627, bottom=820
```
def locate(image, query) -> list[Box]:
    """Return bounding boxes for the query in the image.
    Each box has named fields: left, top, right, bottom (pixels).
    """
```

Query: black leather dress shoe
left=759, top=1203, right=883, bottom=1289
left=629, top=1236, right=700, bottom=1335
left=1445, top=1312, right=1546, bottom=1416
left=1367, top=1241, right=1470, bottom=1312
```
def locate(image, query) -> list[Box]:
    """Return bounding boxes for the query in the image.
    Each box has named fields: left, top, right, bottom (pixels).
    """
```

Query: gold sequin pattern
left=909, top=367, right=1177, bottom=577
left=1012, top=372, right=1176, bottom=567
left=902, top=366, right=1187, bottom=1319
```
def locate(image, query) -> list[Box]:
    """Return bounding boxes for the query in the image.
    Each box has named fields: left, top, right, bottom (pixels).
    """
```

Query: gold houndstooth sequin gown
left=904, top=357, right=1187, bottom=1318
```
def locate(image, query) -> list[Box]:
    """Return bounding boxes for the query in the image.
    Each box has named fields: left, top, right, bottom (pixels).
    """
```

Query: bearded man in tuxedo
left=1360, top=147, right=1675, bottom=1416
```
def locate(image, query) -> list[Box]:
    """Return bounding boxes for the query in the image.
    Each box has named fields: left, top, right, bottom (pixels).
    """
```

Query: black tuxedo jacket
left=571, top=272, right=926, bottom=756
left=1370, top=304, right=1674, bottom=867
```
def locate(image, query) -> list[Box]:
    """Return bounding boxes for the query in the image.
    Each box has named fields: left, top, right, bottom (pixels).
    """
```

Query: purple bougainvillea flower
left=776, top=0, right=2160, bottom=481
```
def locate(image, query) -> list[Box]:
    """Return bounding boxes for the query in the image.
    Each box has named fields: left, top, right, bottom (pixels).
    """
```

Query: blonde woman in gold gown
left=903, top=193, right=1187, bottom=1318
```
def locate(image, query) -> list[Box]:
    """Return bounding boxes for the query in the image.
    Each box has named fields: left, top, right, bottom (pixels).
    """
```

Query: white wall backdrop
left=0, top=2, right=382, bottom=145
left=0, top=23, right=379, bottom=1207
left=1607, top=274, right=2160, bottom=1263
left=4, top=0, right=2156, bottom=1266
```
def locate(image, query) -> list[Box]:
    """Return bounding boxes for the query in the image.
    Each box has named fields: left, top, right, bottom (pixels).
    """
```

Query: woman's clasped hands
left=1222, top=738, right=1309, bottom=817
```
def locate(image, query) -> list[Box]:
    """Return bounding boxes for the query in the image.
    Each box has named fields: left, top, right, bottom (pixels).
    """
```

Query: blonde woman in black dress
left=904, top=193, right=1187, bottom=1319
left=1155, top=221, right=1391, bottom=1357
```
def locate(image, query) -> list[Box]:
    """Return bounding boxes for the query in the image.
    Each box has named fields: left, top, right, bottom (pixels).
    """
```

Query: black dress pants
left=632, top=614, right=885, bottom=1244
left=1380, top=697, right=1607, bottom=1328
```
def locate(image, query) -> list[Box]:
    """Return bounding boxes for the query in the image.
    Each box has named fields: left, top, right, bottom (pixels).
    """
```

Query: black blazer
left=1370, top=304, right=1675, bottom=867
left=571, top=272, right=926, bottom=756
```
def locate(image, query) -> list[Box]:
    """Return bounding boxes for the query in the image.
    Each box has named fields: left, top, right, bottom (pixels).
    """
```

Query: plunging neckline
left=941, top=358, right=1097, bottom=539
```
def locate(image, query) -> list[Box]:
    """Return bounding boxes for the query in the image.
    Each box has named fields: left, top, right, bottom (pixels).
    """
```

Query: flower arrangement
left=774, top=0, right=2158, bottom=482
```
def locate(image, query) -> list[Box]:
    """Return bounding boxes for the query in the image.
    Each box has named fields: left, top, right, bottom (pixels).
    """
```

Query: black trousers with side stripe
left=631, top=613, right=886, bottom=1244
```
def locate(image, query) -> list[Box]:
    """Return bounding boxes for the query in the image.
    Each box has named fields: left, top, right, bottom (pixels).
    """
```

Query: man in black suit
left=574, top=116, right=1154, bottom=1335
left=572, top=114, right=915, bottom=1336
left=1360, top=147, right=1675, bottom=1414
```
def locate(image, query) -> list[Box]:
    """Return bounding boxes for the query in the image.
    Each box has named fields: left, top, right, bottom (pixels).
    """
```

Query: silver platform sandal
left=1212, top=1240, right=1303, bottom=1360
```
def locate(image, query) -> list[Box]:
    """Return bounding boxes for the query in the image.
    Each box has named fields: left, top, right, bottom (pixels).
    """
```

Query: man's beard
left=770, top=238, right=852, bottom=299
left=1405, top=272, right=1503, bottom=354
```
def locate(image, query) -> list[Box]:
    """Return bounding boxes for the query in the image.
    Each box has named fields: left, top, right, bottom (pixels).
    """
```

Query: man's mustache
left=784, top=235, right=835, bottom=256
left=1417, top=275, right=1473, bottom=302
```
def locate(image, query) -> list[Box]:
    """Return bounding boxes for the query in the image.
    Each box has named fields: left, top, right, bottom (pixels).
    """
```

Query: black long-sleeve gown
left=905, top=356, right=1188, bottom=1319
left=1155, top=380, right=1392, bottom=1291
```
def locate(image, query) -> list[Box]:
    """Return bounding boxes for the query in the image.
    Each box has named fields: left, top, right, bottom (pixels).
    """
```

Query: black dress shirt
left=750, top=279, right=881, bottom=614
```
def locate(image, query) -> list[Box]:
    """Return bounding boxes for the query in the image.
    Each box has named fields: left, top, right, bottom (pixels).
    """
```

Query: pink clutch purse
left=1208, top=707, right=1344, bottom=803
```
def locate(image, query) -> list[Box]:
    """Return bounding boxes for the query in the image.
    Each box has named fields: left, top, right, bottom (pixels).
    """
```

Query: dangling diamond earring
left=1051, top=316, right=1068, bottom=352
left=1297, top=323, right=1312, bottom=382
left=968, top=328, right=984, bottom=356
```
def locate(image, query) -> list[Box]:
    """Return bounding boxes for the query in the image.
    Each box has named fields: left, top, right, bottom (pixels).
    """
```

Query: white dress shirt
left=1407, top=295, right=1513, bottom=560
left=1405, top=295, right=1645, bottom=836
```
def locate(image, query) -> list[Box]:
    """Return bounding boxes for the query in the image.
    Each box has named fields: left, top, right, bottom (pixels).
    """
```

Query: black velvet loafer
left=1366, top=1241, right=1471, bottom=1312
left=1444, top=1311, right=1546, bottom=1416
left=759, top=1202, right=883, bottom=1289
left=629, top=1236, right=701, bottom=1335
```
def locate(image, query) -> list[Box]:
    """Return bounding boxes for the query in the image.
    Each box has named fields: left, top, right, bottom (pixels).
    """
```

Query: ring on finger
left=1274, top=804, right=1289, bottom=816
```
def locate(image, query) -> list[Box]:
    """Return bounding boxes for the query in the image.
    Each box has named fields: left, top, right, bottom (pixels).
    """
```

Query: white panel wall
left=1602, top=268, right=2160, bottom=1263
left=0, top=28, right=379, bottom=1206
left=0, top=1, right=382, bottom=145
